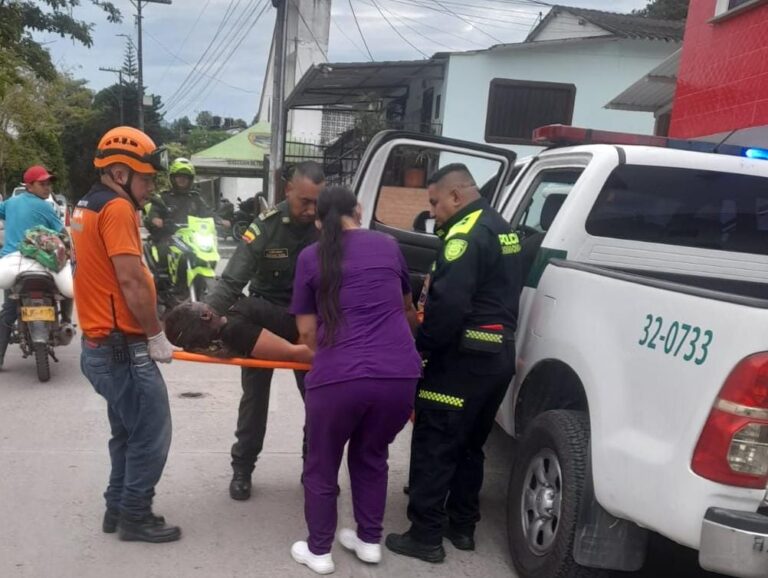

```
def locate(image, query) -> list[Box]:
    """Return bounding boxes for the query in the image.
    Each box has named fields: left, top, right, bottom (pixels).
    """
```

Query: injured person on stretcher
left=164, top=297, right=313, bottom=365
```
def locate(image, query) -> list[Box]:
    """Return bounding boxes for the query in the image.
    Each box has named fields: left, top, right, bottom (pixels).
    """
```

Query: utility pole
left=99, top=67, right=125, bottom=124
left=270, top=0, right=288, bottom=204
left=129, top=0, right=171, bottom=131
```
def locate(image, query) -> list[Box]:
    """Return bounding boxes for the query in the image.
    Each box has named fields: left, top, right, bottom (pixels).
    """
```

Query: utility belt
left=84, top=331, right=147, bottom=363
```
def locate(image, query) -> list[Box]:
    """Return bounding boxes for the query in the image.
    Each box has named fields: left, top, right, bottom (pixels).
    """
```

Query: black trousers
left=406, top=355, right=514, bottom=545
left=229, top=295, right=306, bottom=473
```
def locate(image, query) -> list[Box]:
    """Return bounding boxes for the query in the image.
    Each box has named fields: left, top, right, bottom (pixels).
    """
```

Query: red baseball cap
left=22, top=165, right=55, bottom=185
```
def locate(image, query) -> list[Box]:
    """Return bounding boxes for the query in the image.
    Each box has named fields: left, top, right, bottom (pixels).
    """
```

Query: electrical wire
left=426, top=0, right=503, bottom=42
left=367, top=0, right=461, bottom=52
left=164, top=0, right=261, bottom=114
left=370, top=0, right=429, bottom=57
left=168, top=0, right=270, bottom=117
left=289, top=0, right=329, bottom=61
left=331, top=14, right=371, bottom=60
left=158, top=0, right=212, bottom=81
left=377, top=0, right=486, bottom=48
left=162, top=0, right=241, bottom=111
left=349, top=0, right=374, bottom=61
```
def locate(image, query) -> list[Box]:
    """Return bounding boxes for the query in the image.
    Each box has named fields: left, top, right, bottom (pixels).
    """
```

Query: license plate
left=21, top=306, right=55, bottom=322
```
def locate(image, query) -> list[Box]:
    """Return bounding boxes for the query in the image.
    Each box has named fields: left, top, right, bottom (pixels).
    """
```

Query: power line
left=378, top=0, right=487, bottom=48
left=349, top=0, right=374, bottom=61
left=164, top=0, right=259, bottom=114
left=368, top=0, right=460, bottom=52
left=370, top=0, right=429, bottom=57
left=426, top=0, right=503, bottom=42
left=289, top=0, right=329, bottom=61
left=163, top=0, right=240, bottom=111
left=145, top=29, right=257, bottom=94
left=331, top=14, right=370, bottom=60
left=158, top=0, right=212, bottom=81
left=167, top=0, right=270, bottom=118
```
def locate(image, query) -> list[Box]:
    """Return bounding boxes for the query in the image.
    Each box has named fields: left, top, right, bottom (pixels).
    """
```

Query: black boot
left=103, top=509, right=165, bottom=534
left=229, top=470, right=252, bottom=501
left=385, top=532, right=445, bottom=563
left=0, top=321, right=11, bottom=370
left=444, top=526, right=475, bottom=551
left=118, top=513, right=181, bottom=543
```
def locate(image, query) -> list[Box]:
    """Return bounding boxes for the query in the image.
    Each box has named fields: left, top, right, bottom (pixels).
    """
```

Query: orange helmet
left=93, top=126, right=168, bottom=174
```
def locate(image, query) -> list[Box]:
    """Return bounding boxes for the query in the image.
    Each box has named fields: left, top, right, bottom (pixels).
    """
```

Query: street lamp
left=128, top=0, right=172, bottom=131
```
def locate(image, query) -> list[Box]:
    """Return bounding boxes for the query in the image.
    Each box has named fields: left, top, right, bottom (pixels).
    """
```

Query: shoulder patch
left=499, top=232, right=521, bottom=255
left=258, top=207, right=279, bottom=221
left=444, top=238, right=468, bottom=262
left=242, top=223, right=261, bottom=244
left=76, top=187, right=120, bottom=214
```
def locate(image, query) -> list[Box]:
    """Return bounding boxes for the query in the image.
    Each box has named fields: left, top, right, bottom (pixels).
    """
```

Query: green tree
left=186, top=127, right=229, bottom=154
left=0, top=1, right=121, bottom=91
left=122, top=41, right=138, bottom=84
left=196, top=110, right=214, bottom=129
left=633, top=0, right=690, bottom=20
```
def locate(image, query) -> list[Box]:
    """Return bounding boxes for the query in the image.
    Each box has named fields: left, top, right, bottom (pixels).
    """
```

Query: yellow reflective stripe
left=417, top=389, right=464, bottom=408
left=464, top=329, right=503, bottom=344
left=445, top=209, right=483, bottom=240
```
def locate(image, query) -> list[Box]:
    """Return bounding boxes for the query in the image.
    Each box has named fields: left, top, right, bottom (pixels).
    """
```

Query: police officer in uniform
left=386, top=163, right=522, bottom=562
left=205, top=161, right=324, bottom=501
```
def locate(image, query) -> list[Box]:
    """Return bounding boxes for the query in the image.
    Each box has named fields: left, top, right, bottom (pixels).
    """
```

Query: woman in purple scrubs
left=289, top=186, right=422, bottom=574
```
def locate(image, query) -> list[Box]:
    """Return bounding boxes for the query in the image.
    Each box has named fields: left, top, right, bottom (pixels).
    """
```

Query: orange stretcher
left=172, top=350, right=311, bottom=371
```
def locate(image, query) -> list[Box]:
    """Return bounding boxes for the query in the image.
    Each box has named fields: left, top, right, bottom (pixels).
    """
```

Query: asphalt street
left=0, top=254, right=723, bottom=577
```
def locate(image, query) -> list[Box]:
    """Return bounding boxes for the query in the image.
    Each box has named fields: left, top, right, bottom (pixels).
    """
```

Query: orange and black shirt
left=70, top=184, right=156, bottom=338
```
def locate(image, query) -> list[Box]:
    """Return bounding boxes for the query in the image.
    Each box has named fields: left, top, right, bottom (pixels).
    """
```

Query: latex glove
left=148, top=332, right=174, bottom=363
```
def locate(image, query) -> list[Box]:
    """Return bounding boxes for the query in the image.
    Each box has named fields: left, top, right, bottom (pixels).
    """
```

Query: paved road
left=0, top=287, right=722, bottom=578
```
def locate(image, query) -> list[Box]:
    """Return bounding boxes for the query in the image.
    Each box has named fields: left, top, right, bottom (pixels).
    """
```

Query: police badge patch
left=444, top=238, right=468, bottom=262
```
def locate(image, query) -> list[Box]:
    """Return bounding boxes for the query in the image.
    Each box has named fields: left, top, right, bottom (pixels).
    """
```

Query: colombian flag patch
left=242, top=223, right=260, bottom=244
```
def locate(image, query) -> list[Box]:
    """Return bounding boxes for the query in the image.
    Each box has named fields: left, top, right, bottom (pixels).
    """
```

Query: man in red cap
left=0, top=165, right=71, bottom=368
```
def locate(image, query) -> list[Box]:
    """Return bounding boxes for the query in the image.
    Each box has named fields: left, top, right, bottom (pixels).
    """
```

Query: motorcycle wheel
left=190, top=276, right=214, bottom=303
left=34, top=343, right=50, bottom=382
left=232, top=221, right=249, bottom=240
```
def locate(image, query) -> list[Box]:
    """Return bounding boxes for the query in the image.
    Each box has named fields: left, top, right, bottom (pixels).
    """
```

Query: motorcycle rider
left=0, top=165, right=73, bottom=369
left=144, top=158, right=211, bottom=282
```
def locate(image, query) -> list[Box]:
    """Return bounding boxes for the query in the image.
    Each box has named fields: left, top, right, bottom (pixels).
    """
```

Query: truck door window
left=586, top=165, right=768, bottom=255
left=373, top=144, right=505, bottom=234
left=513, top=168, right=583, bottom=237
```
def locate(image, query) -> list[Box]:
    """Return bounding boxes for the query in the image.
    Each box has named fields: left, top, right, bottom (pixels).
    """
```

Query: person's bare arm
left=111, top=254, right=162, bottom=337
left=296, top=314, right=318, bottom=352
left=404, top=293, right=419, bottom=335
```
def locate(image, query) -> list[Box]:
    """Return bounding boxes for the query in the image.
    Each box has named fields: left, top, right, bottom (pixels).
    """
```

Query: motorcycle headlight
left=193, top=233, right=214, bottom=252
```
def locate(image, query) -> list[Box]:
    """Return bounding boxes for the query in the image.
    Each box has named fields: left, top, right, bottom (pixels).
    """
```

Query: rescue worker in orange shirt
left=70, top=126, right=180, bottom=543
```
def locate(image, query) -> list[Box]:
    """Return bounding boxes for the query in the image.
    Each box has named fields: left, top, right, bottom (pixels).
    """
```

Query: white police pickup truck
left=353, top=126, right=768, bottom=578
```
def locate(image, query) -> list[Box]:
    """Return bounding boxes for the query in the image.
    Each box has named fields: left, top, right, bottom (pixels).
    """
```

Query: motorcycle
left=214, top=198, right=235, bottom=241
left=229, top=194, right=268, bottom=240
left=143, top=215, right=220, bottom=314
left=0, top=253, right=75, bottom=382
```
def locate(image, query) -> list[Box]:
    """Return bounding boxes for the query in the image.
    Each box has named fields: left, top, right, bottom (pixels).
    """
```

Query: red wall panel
left=670, top=0, right=768, bottom=138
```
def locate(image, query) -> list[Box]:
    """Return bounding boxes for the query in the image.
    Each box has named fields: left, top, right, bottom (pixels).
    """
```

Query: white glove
left=148, top=332, right=174, bottom=363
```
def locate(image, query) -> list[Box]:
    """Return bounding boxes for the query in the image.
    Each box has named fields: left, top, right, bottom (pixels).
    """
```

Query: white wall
left=220, top=177, right=263, bottom=205
left=441, top=38, right=679, bottom=159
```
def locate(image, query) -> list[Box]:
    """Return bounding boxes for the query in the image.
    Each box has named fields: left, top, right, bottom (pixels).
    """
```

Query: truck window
left=514, top=168, right=583, bottom=234
left=586, top=165, right=768, bottom=255
left=374, top=144, right=505, bottom=234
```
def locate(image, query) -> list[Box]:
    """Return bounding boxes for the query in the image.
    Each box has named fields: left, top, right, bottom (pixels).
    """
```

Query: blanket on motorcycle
left=19, top=226, right=70, bottom=273
left=0, top=252, right=74, bottom=297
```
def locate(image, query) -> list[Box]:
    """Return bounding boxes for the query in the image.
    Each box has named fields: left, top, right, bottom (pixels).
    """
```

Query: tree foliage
left=0, top=1, right=121, bottom=89
left=633, top=0, right=690, bottom=20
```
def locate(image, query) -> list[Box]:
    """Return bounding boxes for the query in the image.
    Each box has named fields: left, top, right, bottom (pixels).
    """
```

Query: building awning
left=287, top=59, right=445, bottom=109
left=606, top=49, right=680, bottom=113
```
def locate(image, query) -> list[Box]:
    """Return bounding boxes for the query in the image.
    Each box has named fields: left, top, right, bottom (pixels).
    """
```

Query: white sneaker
left=290, top=541, right=335, bottom=575
left=338, top=528, right=382, bottom=563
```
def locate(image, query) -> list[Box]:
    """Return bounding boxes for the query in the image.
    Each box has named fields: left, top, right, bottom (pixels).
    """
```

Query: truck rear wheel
left=507, top=410, right=604, bottom=578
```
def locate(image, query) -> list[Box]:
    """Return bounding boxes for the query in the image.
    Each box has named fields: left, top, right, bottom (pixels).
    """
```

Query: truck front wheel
left=507, top=410, right=604, bottom=578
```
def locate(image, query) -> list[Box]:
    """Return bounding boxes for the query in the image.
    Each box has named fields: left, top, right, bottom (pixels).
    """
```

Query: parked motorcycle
left=1, top=254, right=75, bottom=382
left=215, top=198, right=235, bottom=241
left=143, top=215, right=220, bottom=314
left=231, top=196, right=256, bottom=240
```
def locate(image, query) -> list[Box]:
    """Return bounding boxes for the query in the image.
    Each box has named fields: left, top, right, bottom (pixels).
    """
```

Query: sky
left=41, top=0, right=651, bottom=124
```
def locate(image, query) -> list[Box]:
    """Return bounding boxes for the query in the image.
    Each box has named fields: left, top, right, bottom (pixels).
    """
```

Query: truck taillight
left=692, top=353, right=768, bottom=489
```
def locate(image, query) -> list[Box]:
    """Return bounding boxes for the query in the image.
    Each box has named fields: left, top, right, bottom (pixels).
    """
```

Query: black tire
left=34, top=343, right=50, bottom=383
left=507, top=410, right=605, bottom=578
left=190, top=276, right=215, bottom=303
left=232, top=221, right=249, bottom=240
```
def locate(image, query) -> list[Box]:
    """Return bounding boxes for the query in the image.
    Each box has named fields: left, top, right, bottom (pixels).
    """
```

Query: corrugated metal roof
left=287, top=60, right=444, bottom=108
left=527, top=6, right=685, bottom=43
left=606, top=49, right=681, bottom=112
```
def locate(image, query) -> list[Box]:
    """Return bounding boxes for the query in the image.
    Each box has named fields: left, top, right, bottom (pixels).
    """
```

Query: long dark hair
left=317, top=186, right=357, bottom=345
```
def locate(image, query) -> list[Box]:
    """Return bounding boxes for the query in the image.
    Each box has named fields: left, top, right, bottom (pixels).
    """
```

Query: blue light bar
left=745, top=148, right=768, bottom=160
